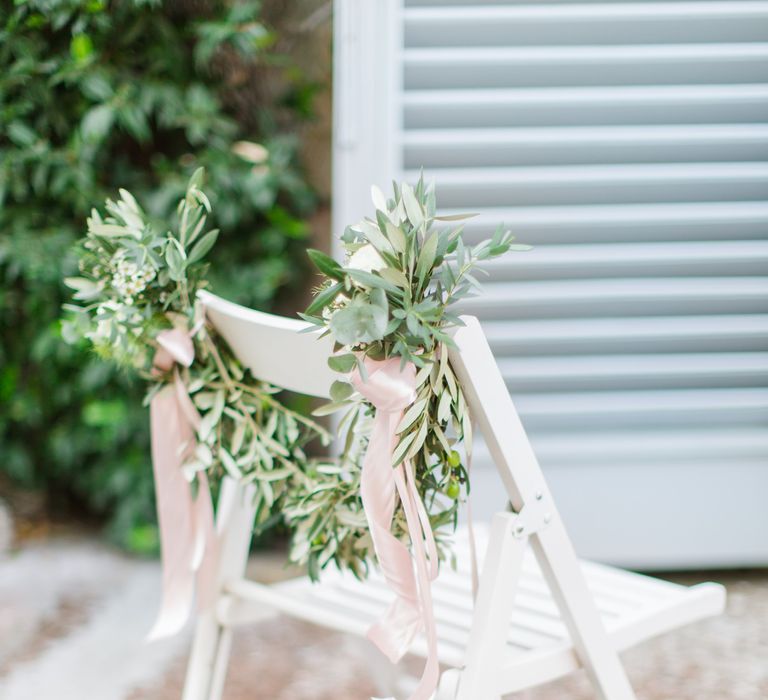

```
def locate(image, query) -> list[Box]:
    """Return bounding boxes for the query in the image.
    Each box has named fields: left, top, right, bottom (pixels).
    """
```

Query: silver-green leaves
left=304, top=175, right=527, bottom=572
left=329, top=291, right=388, bottom=345
left=64, top=168, right=368, bottom=583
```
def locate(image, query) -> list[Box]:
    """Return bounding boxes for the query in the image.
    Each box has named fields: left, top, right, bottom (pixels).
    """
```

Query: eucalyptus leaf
left=330, top=380, right=354, bottom=402
left=328, top=353, right=357, bottom=373
left=329, top=298, right=388, bottom=345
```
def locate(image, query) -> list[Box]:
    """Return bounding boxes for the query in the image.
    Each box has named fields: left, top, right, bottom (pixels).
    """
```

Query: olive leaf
left=187, top=228, right=219, bottom=264
left=301, top=177, right=527, bottom=580
left=308, top=248, right=345, bottom=281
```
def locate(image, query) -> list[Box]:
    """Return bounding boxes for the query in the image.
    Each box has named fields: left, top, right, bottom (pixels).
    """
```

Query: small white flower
left=109, top=250, right=155, bottom=301
left=346, top=244, right=385, bottom=274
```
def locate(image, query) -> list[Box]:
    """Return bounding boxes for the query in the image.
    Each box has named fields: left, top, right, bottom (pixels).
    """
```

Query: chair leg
left=182, top=611, right=232, bottom=700
left=182, top=478, right=257, bottom=700
left=455, top=513, right=526, bottom=700
left=435, top=669, right=462, bottom=700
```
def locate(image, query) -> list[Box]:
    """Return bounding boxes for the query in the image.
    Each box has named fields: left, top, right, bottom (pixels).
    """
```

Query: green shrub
left=0, top=0, right=319, bottom=551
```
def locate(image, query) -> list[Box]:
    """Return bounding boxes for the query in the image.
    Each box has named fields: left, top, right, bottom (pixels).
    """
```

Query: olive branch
left=301, top=176, right=528, bottom=566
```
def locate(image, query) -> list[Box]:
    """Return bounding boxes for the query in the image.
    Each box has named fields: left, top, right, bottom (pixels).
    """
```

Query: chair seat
left=220, top=527, right=725, bottom=693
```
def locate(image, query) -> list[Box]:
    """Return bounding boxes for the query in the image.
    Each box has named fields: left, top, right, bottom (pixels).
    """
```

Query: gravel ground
left=1, top=538, right=766, bottom=700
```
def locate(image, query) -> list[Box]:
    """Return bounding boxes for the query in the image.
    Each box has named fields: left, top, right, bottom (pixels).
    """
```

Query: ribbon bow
left=148, top=327, right=217, bottom=639
left=351, top=357, right=440, bottom=700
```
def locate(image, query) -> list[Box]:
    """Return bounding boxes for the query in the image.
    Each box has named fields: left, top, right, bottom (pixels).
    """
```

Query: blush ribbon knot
left=351, top=357, right=440, bottom=700
left=148, top=327, right=217, bottom=639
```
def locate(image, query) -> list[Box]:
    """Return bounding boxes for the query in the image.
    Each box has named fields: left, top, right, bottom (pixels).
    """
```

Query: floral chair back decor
left=68, top=173, right=726, bottom=700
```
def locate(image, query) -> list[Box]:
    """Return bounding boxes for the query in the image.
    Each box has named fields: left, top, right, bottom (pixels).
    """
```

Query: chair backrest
left=198, top=290, right=335, bottom=399
left=201, top=290, right=537, bottom=499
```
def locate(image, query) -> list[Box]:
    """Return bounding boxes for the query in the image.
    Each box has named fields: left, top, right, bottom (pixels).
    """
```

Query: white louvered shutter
left=333, top=0, right=768, bottom=568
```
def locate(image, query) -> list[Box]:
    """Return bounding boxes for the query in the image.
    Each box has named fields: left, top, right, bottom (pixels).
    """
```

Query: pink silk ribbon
left=148, top=328, right=217, bottom=639
left=351, top=358, right=440, bottom=700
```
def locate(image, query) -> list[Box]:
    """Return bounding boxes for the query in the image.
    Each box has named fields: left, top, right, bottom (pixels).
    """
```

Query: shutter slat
left=405, top=163, right=768, bottom=206
left=514, top=389, right=768, bottom=430
left=404, top=44, right=768, bottom=88
left=475, top=428, right=768, bottom=463
left=499, top=353, right=768, bottom=391
left=483, top=315, right=768, bottom=354
left=404, top=2, right=768, bottom=47
left=458, top=278, right=768, bottom=318
left=481, top=241, right=768, bottom=278
left=404, top=125, right=768, bottom=167
left=404, top=84, right=768, bottom=128
left=446, top=202, right=768, bottom=243
left=408, top=0, right=744, bottom=6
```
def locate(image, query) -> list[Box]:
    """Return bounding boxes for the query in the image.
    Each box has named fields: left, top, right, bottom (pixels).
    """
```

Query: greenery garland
left=63, top=169, right=347, bottom=574
left=301, top=176, right=526, bottom=569
left=64, top=171, right=525, bottom=582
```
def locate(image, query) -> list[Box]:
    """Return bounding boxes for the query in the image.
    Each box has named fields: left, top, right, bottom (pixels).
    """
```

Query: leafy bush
left=0, top=0, right=319, bottom=550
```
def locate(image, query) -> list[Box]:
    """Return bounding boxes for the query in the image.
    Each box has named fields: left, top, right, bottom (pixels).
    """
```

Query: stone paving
left=1, top=538, right=766, bottom=699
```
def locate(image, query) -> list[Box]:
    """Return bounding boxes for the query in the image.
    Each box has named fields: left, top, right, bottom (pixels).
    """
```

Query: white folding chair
left=185, top=290, right=726, bottom=700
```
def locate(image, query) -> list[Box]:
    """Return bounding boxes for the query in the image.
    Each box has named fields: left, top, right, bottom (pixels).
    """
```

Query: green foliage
left=0, top=0, right=318, bottom=550
left=65, top=173, right=334, bottom=551
left=303, top=178, right=527, bottom=568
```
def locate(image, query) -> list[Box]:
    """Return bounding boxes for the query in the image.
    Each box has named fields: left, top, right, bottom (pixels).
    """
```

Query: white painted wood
left=405, top=44, right=768, bottom=89
left=218, top=528, right=725, bottom=692
left=198, top=290, right=334, bottom=399
left=404, top=162, right=768, bottom=206
left=332, top=0, right=402, bottom=260
left=404, top=2, right=768, bottom=47
left=182, top=479, right=258, bottom=700
left=366, top=0, right=768, bottom=568
left=469, top=461, right=768, bottom=570
left=193, top=293, right=725, bottom=698
left=404, top=85, right=768, bottom=129
left=449, top=317, right=638, bottom=699
left=455, top=512, right=526, bottom=700
left=450, top=201, right=768, bottom=243
left=405, top=125, right=768, bottom=167
left=219, top=531, right=725, bottom=646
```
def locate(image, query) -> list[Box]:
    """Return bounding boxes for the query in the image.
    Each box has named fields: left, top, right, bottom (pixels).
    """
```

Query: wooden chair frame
left=181, top=291, right=725, bottom=700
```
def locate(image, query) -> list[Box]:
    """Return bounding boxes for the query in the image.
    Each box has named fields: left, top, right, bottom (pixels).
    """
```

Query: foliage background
left=0, top=0, right=330, bottom=551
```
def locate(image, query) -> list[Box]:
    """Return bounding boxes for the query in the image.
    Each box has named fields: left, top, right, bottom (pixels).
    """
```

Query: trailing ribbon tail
left=147, top=328, right=217, bottom=640
left=351, top=357, right=440, bottom=700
